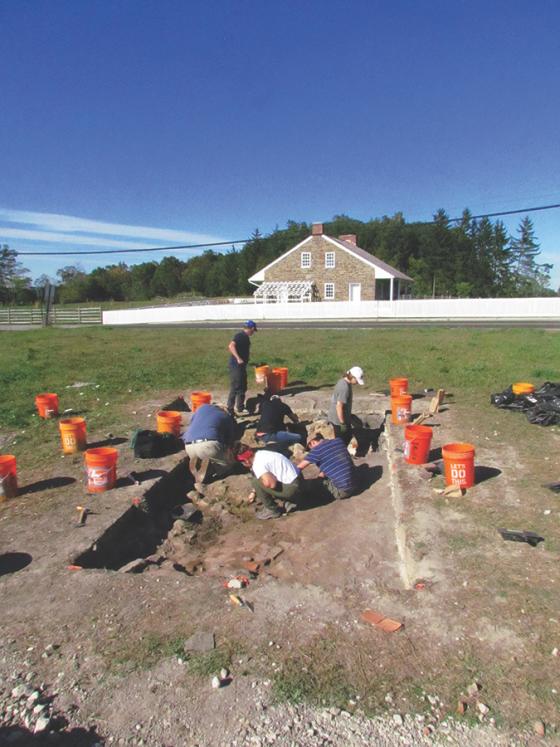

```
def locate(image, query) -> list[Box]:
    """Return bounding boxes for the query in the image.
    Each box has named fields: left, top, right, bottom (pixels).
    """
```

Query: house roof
left=248, top=234, right=413, bottom=284
left=328, top=237, right=413, bottom=281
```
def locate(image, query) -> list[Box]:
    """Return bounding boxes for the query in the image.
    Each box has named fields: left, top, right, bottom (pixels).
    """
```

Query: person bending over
left=182, top=404, right=235, bottom=486
left=297, top=432, right=355, bottom=501
left=236, top=446, right=303, bottom=520
left=255, top=393, right=302, bottom=446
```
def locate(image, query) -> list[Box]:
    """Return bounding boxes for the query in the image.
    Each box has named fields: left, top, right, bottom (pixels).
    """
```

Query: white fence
left=103, top=297, right=560, bottom=325
left=0, top=307, right=102, bottom=325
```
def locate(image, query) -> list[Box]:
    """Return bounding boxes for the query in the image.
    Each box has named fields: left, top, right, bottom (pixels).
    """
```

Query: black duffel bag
left=130, top=429, right=184, bottom=458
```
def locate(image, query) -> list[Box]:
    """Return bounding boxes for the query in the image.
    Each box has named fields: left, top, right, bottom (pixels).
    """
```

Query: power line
left=12, top=200, right=560, bottom=257
left=447, top=202, right=560, bottom=223
left=16, top=239, right=250, bottom=256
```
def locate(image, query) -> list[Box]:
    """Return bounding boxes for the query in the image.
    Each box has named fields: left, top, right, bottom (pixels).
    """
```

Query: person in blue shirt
left=227, top=320, right=258, bottom=416
left=182, top=404, right=235, bottom=485
left=297, top=432, right=355, bottom=500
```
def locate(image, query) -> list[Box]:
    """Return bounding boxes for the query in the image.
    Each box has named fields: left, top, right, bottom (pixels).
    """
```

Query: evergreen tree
left=510, top=216, right=550, bottom=295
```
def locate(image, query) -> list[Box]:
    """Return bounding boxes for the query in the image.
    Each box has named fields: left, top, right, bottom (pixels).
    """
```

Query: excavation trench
left=72, top=412, right=391, bottom=582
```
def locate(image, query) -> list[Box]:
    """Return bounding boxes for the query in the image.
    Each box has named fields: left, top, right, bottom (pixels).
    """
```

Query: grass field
left=1, top=324, right=558, bottom=471
left=2, top=324, right=560, bottom=736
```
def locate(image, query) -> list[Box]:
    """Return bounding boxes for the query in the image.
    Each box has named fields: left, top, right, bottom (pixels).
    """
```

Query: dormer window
left=301, top=252, right=311, bottom=268
left=325, top=252, right=335, bottom=268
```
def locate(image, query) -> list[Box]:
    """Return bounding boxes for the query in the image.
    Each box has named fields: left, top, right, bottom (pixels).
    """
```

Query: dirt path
left=1, top=388, right=557, bottom=745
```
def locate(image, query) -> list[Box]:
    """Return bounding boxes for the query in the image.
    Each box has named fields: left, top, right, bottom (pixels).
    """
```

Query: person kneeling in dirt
left=236, top=446, right=303, bottom=520
left=255, top=392, right=303, bottom=447
left=297, top=433, right=355, bottom=500
left=182, top=404, right=236, bottom=486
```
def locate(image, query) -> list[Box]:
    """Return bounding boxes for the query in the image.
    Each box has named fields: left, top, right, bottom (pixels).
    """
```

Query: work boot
left=283, top=501, right=297, bottom=514
left=256, top=506, right=281, bottom=520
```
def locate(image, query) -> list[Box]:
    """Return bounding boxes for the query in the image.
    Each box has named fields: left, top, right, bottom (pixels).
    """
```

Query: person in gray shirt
left=327, top=366, right=365, bottom=445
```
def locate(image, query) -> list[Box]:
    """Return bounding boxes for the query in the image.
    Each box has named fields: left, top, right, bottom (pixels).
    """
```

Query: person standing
left=181, top=403, right=235, bottom=485
left=297, top=433, right=355, bottom=500
left=327, top=366, right=364, bottom=445
left=227, top=320, right=258, bottom=415
left=236, top=446, right=303, bottom=520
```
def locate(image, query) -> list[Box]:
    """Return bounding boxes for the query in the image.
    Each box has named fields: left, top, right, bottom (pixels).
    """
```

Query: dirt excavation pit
left=70, top=405, right=394, bottom=590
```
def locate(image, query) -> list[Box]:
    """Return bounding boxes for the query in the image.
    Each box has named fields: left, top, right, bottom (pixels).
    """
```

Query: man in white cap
left=327, top=366, right=364, bottom=445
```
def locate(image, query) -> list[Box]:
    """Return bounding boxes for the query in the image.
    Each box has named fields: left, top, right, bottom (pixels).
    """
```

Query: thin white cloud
left=0, top=227, right=176, bottom=251
left=0, top=208, right=225, bottom=245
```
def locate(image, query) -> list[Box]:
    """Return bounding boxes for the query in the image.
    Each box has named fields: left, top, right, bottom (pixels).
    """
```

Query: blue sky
left=1, top=0, right=559, bottom=288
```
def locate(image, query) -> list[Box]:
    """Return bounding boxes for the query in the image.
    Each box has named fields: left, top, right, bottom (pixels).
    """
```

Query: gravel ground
left=0, top=659, right=537, bottom=746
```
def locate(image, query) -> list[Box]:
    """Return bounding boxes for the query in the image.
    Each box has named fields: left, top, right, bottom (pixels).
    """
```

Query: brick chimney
left=311, top=222, right=323, bottom=236
left=339, top=234, right=357, bottom=245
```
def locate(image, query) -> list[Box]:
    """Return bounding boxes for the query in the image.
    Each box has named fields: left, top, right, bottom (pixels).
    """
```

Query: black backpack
left=131, top=429, right=184, bottom=458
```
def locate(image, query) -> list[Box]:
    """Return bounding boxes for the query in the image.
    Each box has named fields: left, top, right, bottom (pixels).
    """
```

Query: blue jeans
left=260, top=431, right=303, bottom=446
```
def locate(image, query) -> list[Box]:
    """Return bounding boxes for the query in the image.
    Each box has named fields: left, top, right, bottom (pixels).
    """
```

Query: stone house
left=249, top=223, right=413, bottom=302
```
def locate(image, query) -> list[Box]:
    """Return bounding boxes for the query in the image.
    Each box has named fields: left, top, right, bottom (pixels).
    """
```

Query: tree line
left=0, top=211, right=556, bottom=305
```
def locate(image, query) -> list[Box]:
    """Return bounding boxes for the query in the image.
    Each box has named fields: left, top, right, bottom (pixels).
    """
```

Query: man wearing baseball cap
left=236, top=446, right=303, bottom=520
left=227, top=320, right=258, bottom=416
left=327, top=366, right=364, bottom=445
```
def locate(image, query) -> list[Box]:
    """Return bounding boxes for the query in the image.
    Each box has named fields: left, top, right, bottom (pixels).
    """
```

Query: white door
left=349, top=283, right=361, bottom=302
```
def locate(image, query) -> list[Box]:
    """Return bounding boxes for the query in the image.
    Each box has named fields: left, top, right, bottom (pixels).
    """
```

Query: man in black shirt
left=227, top=320, right=257, bottom=415
left=255, top=394, right=303, bottom=446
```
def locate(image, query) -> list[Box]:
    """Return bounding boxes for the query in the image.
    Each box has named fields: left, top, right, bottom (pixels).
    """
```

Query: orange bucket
left=391, top=394, right=412, bottom=425
left=404, top=425, right=433, bottom=465
left=0, top=454, right=18, bottom=500
left=156, top=410, right=182, bottom=436
left=272, top=367, right=288, bottom=390
left=512, top=382, right=535, bottom=396
left=442, top=442, right=475, bottom=489
left=255, top=365, right=271, bottom=385
left=85, top=447, right=118, bottom=493
left=267, top=371, right=282, bottom=395
left=59, top=417, right=87, bottom=454
left=191, top=391, right=212, bottom=412
left=35, top=393, right=59, bottom=419
left=389, top=378, right=408, bottom=397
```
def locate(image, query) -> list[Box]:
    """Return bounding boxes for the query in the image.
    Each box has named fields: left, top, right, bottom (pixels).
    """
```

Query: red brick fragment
left=360, top=609, right=403, bottom=632
left=361, top=609, right=385, bottom=626
left=242, top=560, right=261, bottom=574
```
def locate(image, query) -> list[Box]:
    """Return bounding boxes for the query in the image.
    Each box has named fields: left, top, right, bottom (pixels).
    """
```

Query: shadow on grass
left=475, top=465, right=502, bottom=484
left=86, top=436, right=128, bottom=449
left=282, top=382, right=334, bottom=395
left=0, top=552, right=32, bottom=576
left=18, top=476, right=76, bottom=495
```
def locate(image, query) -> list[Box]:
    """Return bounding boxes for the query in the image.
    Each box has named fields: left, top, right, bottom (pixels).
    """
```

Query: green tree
left=0, top=245, right=32, bottom=304
left=510, top=216, right=550, bottom=295
left=150, top=256, right=185, bottom=297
